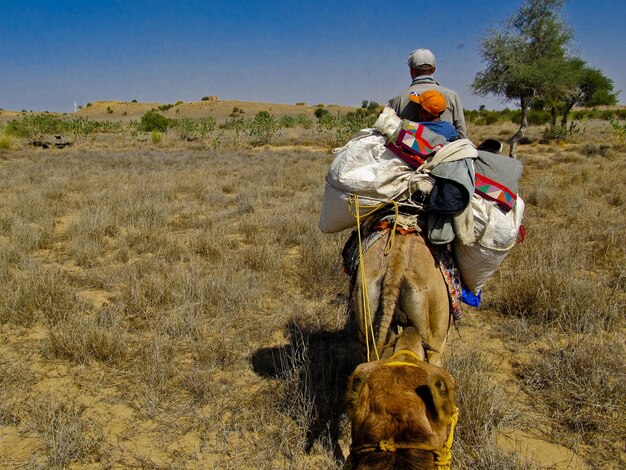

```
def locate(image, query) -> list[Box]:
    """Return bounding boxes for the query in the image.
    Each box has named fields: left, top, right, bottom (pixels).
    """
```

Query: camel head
left=345, top=331, right=457, bottom=470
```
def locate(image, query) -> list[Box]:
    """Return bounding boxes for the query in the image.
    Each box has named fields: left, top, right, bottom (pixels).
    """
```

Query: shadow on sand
left=250, top=318, right=361, bottom=463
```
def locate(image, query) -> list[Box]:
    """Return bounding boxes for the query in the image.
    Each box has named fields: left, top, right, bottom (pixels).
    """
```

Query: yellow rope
left=433, top=409, right=459, bottom=469
left=352, top=195, right=380, bottom=361
left=383, top=361, right=420, bottom=368
left=383, top=200, right=400, bottom=255
left=349, top=410, right=459, bottom=467
left=388, top=348, right=423, bottom=363
left=347, top=196, right=403, bottom=362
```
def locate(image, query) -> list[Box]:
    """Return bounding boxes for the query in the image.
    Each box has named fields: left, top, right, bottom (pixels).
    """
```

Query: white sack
left=454, top=195, right=525, bottom=293
left=319, top=182, right=384, bottom=233
left=328, top=130, right=416, bottom=201
left=373, top=106, right=402, bottom=139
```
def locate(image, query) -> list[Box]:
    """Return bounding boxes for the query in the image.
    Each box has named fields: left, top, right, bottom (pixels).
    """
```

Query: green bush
left=278, top=115, right=296, bottom=128
left=509, top=109, right=551, bottom=126
left=317, top=111, right=340, bottom=129
left=314, top=108, right=330, bottom=121
left=608, top=117, right=626, bottom=144
left=5, top=114, right=64, bottom=139
left=541, top=122, right=581, bottom=142
left=248, top=111, right=281, bottom=146
left=295, top=114, right=314, bottom=129
left=151, top=130, right=162, bottom=145
left=91, top=120, right=123, bottom=133
left=173, top=117, right=216, bottom=141
left=139, top=111, right=170, bottom=132
left=0, top=134, right=12, bottom=150
left=221, top=117, right=247, bottom=131
left=61, top=117, right=98, bottom=143
left=334, top=111, right=377, bottom=144
left=220, top=116, right=247, bottom=147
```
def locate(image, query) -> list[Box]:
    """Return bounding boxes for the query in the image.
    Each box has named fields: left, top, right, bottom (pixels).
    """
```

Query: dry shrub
left=8, top=219, right=55, bottom=251
left=241, top=244, right=284, bottom=273
left=113, top=256, right=259, bottom=337
left=488, top=156, right=625, bottom=334
left=43, top=306, right=129, bottom=364
left=519, top=338, right=626, bottom=467
left=114, top=257, right=195, bottom=326
left=27, top=394, right=104, bottom=468
left=192, top=328, right=241, bottom=369
left=488, top=227, right=622, bottom=333
left=297, top=231, right=346, bottom=298
left=254, top=319, right=357, bottom=466
left=272, top=214, right=310, bottom=247
left=444, top=349, right=533, bottom=469
left=0, top=260, right=82, bottom=326
left=133, top=334, right=177, bottom=407
left=65, top=206, right=118, bottom=267
left=191, top=231, right=224, bottom=260
left=179, top=365, right=220, bottom=403
left=0, top=357, right=35, bottom=426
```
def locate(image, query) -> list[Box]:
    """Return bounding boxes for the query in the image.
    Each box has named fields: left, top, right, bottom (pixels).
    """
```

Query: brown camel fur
left=353, top=232, right=450, bottom=366
left=345, top=334, right=457, bottom=470
left=346, top=232, right=457, bottom=469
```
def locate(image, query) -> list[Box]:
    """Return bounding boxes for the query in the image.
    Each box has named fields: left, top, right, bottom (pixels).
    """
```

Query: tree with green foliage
left=472, top=0, right=572, bottom=157
left=558, top=61, right=618, bottom=128
left=139, top=110, right=170, bottom=132
left=314, top=107, right=330, bottom=121
left=248, top=111, right=281, bottom=146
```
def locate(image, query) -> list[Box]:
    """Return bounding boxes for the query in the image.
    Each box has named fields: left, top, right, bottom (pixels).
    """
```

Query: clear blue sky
left=1, top=0, right=624, bottom=112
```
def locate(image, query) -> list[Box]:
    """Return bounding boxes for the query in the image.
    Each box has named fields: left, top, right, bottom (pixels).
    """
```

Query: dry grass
left=486, top=148, right=625, bottom=335
left=27, top=393, right=105, bottom=468
left=519, top=337, right=626, bottom=468
left=0, top=122, right=623, bottom=467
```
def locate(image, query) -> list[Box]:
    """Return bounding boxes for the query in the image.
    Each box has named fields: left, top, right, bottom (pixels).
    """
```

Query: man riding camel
left=389, top=48, right=467, bottom=139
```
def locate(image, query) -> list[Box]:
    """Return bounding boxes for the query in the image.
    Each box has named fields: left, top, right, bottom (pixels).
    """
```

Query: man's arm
left=451, top=93, right=467, bottom=139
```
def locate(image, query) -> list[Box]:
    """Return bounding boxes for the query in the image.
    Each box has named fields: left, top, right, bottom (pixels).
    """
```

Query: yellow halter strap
left=349, top=410, right=459, bottom=469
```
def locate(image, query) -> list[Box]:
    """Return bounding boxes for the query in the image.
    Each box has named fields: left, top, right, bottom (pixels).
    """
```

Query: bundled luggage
left=319, top=107, right=525, bottom=295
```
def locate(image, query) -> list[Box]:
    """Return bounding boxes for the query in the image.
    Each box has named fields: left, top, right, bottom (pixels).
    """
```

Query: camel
left=352, top=230, right=451, bottom=366
left=345, top=231, right=458, bottom=469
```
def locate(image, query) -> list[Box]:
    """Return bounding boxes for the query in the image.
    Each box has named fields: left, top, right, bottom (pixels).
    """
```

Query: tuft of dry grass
left=27, top=394, right=104, bottom=468
left=518, top=337, right=626, bottom=468
left=43, top=306, right=129, bottom=364
left=444, top=349, right=538, bottom=469
left=0, top=260, right=84, bottom=326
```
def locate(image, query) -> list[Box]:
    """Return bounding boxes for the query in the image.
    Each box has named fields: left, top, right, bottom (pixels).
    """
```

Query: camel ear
left=346, top=362, right=378, bottom=416
left=425, top=372, right=456, bottom=419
